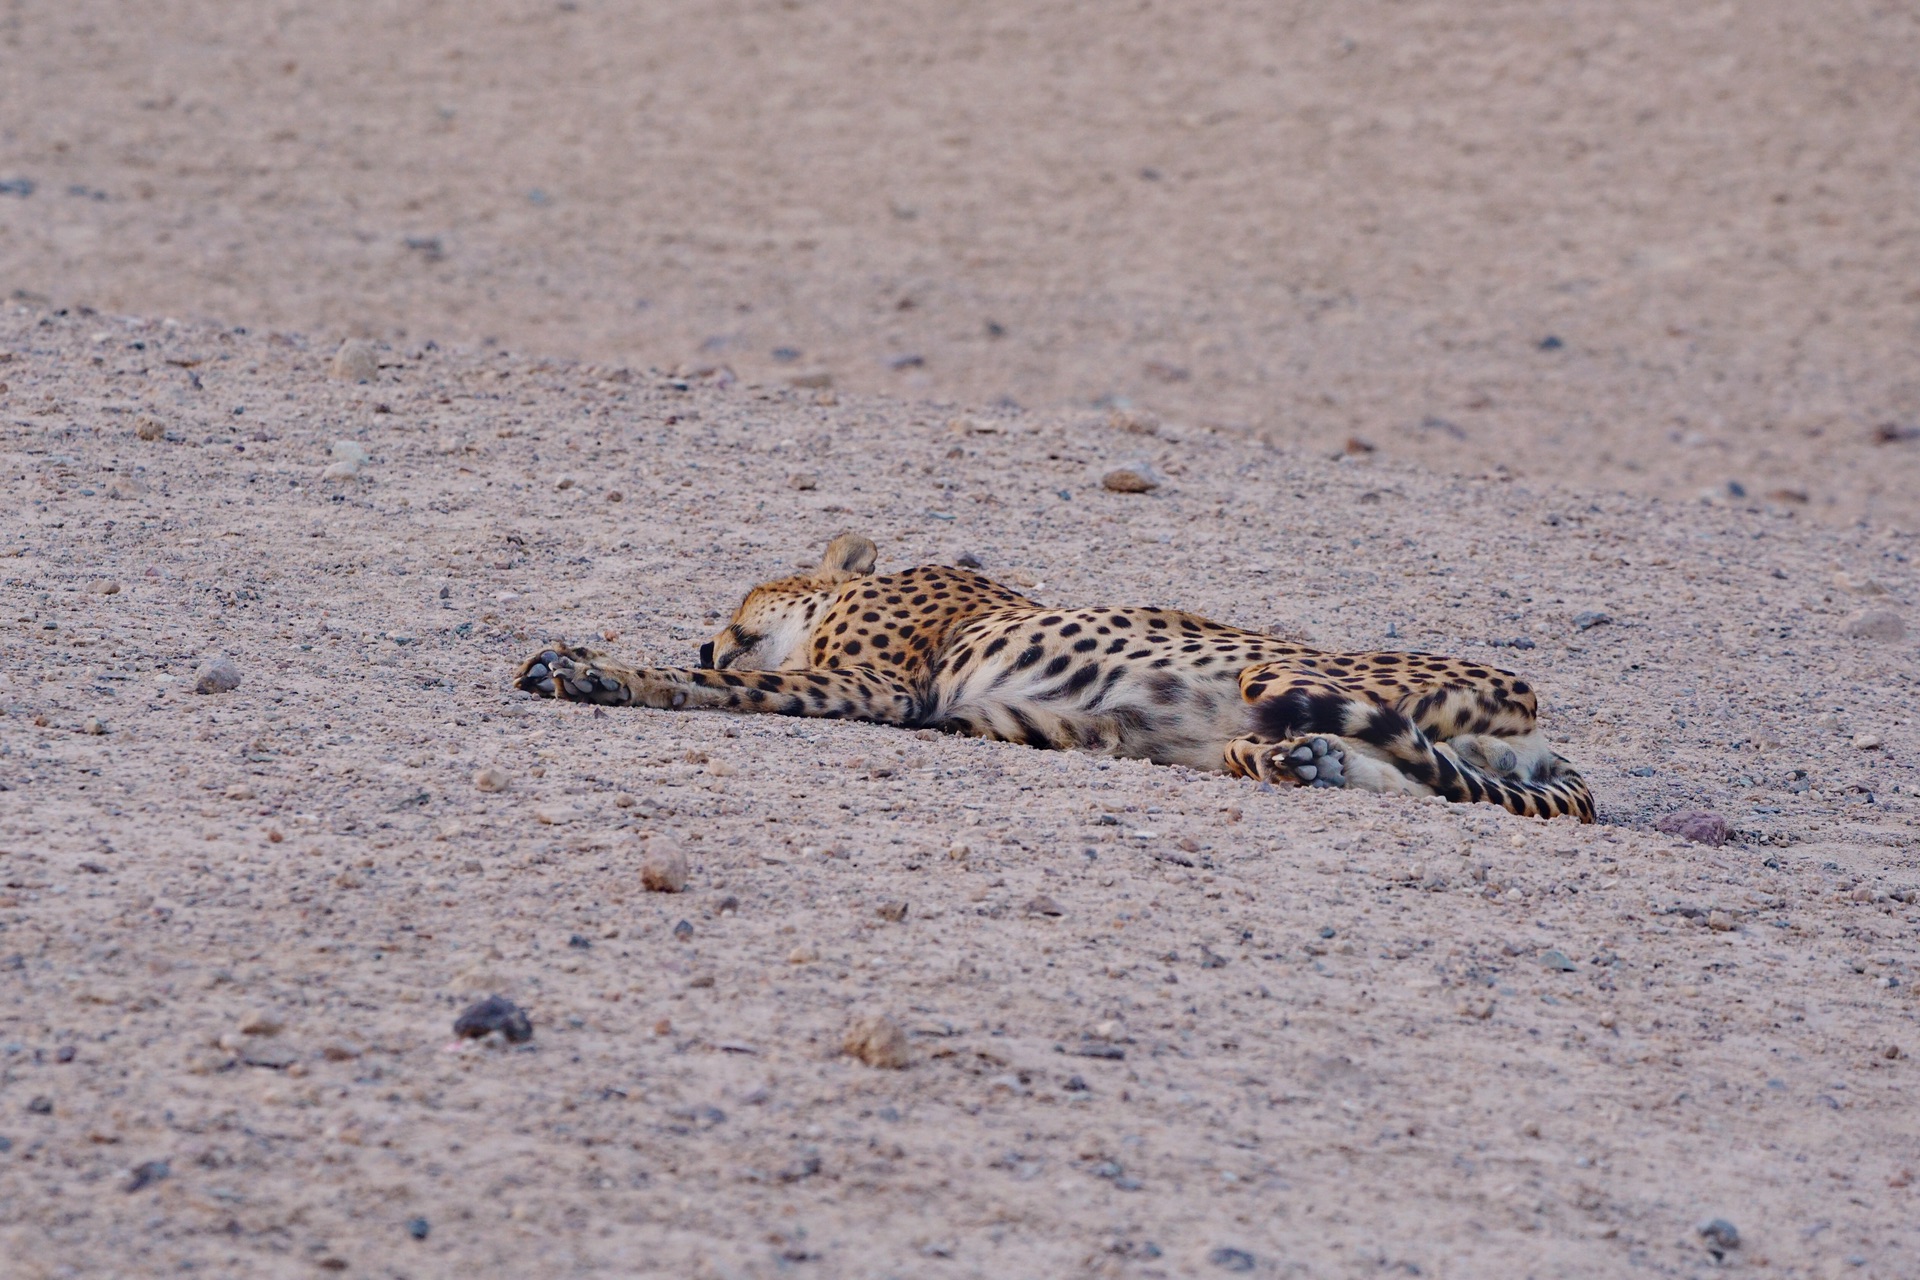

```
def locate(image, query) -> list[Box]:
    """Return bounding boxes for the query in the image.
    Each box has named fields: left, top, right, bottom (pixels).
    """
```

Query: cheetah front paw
left=515, top=645, right=634, bottom=705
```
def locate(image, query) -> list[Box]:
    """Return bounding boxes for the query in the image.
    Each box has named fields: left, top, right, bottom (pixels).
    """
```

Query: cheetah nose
left=698, top=641, right=715, bottom=668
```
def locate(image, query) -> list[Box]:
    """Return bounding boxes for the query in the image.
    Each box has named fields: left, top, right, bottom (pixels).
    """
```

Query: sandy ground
left=0, top=310, right=1915, bottom=1279
left=4, top=1, right=1920, bottom=523
left=3, top=3, right=1920, bottom=1277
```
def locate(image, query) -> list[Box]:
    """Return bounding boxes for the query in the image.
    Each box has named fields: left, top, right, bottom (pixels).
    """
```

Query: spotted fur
left=516, top=533, right=1594, bottom=822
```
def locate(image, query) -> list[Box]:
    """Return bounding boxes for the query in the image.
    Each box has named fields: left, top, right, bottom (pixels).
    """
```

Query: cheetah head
left=698, top=532, right=877, bottom=670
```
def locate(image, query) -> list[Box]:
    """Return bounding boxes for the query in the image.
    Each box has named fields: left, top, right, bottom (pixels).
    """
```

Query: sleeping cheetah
left=515, top=533, right=1594, bottom=821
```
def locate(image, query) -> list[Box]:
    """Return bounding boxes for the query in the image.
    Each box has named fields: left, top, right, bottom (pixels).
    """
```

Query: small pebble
left=237, top=1009, right=284, bottom=1036
left=1851, top=733, right=1882, bottom=750
left=1708, top=910, right=1736, bottom=932
left=80, top=717, right=106, bottom=736
left=91, top=579, right=121, bottom=595
left=134, top=416, right=166, bottom=441
left=1697, top=1218, right=1740, bottom=1256
left=1102, top=467, right=1160, bottom=494
left=124, top=1160, right=170, bottom=1193
left=452, top=995, right=532, bottom=1043
left=641, top=839, right=690, bottom=893
left=224, top=782, right=255, bottom=800
left=407, top=1217, right=430, bottom=1241
left=1842, top=609, right=1906, bottom=642
left=843, top=1012, right=910, bottom=1069
left=1571, top=610, right=1611, bottom=631
left=1207, top=1247, right=1256, bottom=1272
left=105, top=475, right=149, bottom=500
left=875, top=900, right=909, bottom=922
left=321, top=460, right=361, bottom=482
left=1655, top=809, right=1729, bottom=846
left=473, top=765, right=510, bottom=793
left=330, top=339, right=378, bottom=382
left=1540, top=950, right=1578, bottom=972
left=1025, top=894, right=1065, bottom=917
left=788, top=944, right=820, bottom=965
left=672, top=919, right=694, bottom=942
left=788, top=472, right=819, bottom=491
left=532, top=805, right=578, bottom=825
left=193, top=657, right=242, bottom=695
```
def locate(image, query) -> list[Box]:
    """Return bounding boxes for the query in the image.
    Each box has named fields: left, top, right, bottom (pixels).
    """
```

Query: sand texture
left=3, top=1, right=1920, bottom=522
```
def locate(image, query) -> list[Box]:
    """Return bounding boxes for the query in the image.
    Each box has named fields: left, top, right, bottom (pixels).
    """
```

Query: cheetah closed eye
left=515, top=533, right=1595, bottom=822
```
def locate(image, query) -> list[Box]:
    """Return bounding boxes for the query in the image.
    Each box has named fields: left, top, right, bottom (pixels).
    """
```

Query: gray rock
left=453, top=995, right=532, bottom=1044
left=193, top=657, right=242, bottom=694
left=1208, top=1247, right=1256, bottom=1272
left=124, top=1160, right=170, bottom=1193
left=1697, top=1218, right=1740, bottom=1257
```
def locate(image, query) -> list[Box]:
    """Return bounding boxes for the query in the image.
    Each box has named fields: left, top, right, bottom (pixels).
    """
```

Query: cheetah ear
left=819, top=532, right=878, bottom=578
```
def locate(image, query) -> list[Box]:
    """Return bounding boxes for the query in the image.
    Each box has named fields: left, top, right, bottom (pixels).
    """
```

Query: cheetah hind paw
left=1450, top=733, right=1520, bottom=778
left=1277, top=736, right=1347, bottom=788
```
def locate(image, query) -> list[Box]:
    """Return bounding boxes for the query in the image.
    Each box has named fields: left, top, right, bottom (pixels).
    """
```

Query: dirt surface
left=0, top=310, right=1916, bottom=1278
left=5, top=1, right=1920, bottom=522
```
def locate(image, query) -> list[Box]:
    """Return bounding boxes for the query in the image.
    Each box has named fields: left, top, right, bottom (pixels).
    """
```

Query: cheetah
left=515, top=533, right=1594, bottom=821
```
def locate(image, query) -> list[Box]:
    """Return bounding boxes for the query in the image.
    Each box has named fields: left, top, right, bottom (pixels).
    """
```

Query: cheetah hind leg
left=1224, top=734, right=1436, bottom=798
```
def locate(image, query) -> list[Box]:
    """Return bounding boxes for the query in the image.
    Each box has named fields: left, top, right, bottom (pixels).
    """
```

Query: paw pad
left=1282, top=736, right=1346, bottom=788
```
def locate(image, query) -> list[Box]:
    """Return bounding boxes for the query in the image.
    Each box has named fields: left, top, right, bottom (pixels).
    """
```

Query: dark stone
left=1538, top=335, right=1564, bottom=350
left=1209, top=1247, right=1257, bottom=1272
left=125, top=1160, right=169, bottom=1193
left=407, top=1217, right=430, bottom=1241
left=1698, top=1218, right=1740, bottom=1259
left=453, top=995, right=533, bottom=1043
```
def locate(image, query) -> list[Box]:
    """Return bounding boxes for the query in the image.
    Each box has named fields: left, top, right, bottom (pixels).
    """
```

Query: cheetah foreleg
left=516, top=645, right=923, bottom=724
